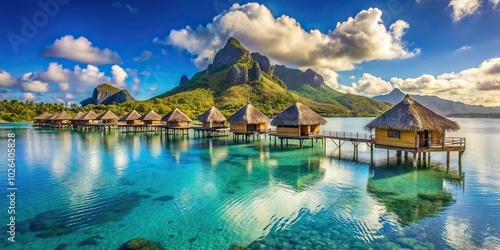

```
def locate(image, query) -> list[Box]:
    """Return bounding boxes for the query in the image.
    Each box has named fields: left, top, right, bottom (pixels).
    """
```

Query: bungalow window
left=388, top=130, right=400, bottom=138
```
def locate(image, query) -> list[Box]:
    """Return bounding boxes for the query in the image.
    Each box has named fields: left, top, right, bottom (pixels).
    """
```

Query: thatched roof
left=364, top=94, right=460, bottom=132
left=96, top=110, right=119, bottom=120
left=139, top=110, right=162, bottom=121
left=162, top=108, right=192, bottom=122
left=227, top=103, right=270, bottom=124
left=51, top=111, right=73, bottom=120
left=0, top=119, right=7, bottom=123
left=197, top=106, right=226, bottom=122
left=72, top=112, right=84, bottom=120
left=78, top=111, right=99, bottom=120
left=34, top=112, right=52, bottom=120
left=271, top=102, right=327, bottom=126
left=119, top=110, right=142, bottom=121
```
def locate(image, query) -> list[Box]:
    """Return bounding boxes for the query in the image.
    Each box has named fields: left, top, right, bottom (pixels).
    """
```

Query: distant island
left=0, top=37, right=393, bottom=122
left=373, top=88, right=500, bottom=117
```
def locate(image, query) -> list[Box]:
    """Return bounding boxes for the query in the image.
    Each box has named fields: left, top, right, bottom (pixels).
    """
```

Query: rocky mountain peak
left=212, top=37, right=250, bottom=68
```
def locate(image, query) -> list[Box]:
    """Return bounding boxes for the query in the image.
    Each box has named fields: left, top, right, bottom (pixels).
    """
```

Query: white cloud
left=149, top=86, right=157, bottom=91
left=35, top=62, right=136, bottom=94
left=449, top=0, right=481, bottom=21
left=456, top=45, right=472, bottom=52
left=0, top=69, right=18, bottom=88
left=491, top=0, right=500, bottom=9
left=111, top=65, right=128, bottom=87
left=157, top=3, right=419, bottom=85
left=20, top=73, right=49, bottom=93
left=349, top=73, right=393, bottom=96
left=134, top=50, right=152, bottom=62
left=125, top=68, right=141, bottom=91
left=352, top=57, right=500, bottom=106
left=139, top=71, right=151, bottom=77
left=350, top=75, right=356, bottom=80
left=21, top=92, right=36, bottom=101
left=41, top=35, right=122, bottom=65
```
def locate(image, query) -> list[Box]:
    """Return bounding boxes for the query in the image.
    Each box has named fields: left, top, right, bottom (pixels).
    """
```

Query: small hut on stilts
left=364, top=94, right=465, bottom=169
left=162, top=108, right=192, bottom=136
left=139, top=110, right=162, bottom=132
left=195, top=106, right=228, bottom=137
left=270, top=102, right=327, bottom=148
left=33, top=112, right=52, bottom=127
left=119, top=110, right=143, bottom=132
left=227, top=103, right=270, bottom=142
left=96, top=110, right=119, bottom=129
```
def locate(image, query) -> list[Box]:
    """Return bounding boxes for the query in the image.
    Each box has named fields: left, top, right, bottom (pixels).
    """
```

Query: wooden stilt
left=412, top=152, right=417, bottom=168
left=446, top=151, right=450, bottom=167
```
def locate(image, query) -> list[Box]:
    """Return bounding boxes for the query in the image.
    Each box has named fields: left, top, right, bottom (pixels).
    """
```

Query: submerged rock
left=79, top=235, right=104, bottom=246
left=152, top=195, right=174, bottom=202
left=121, top=237, right=163, bottom=250
left=418, top=192, right=453, bottom=202
left=228, top=243, right=245, bottom=250
left=54, top=243, right=67, bottom=250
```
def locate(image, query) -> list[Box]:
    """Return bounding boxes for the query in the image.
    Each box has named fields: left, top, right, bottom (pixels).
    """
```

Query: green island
left=0, top=38, right=392, bottom=122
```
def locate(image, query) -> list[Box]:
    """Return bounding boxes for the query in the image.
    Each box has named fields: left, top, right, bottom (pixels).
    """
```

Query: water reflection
left=367, top=166, right=455, bottom=225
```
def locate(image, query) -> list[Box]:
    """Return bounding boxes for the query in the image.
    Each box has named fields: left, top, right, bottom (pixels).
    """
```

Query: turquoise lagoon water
left=0, top=118, right=499, bottom=249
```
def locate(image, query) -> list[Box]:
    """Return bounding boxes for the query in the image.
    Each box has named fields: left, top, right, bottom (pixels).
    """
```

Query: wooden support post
left=370, top=144, right=374, bottom=165
left=412, top=152, right=417, bottom=168
left=446, top=151, right=450, bottom=167
left=418, top=152, right=422, bottom=167
left=428, top=152, right=431, bottom=163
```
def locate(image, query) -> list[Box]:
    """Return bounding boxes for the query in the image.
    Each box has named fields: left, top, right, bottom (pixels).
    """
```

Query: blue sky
left=0, top=0, right=499, bottom=105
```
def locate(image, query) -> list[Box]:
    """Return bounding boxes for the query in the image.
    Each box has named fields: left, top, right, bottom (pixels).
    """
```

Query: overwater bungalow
left=49, top=111, right=72, bottom=127
left=364, top=94, right=465, bottom=168
left=227, top=103, right=270, bottom=141
left=197, top=106, right=226, bottom=128
left=73, top=111, right=99, bottom=127
left=70, top=112, right=84, bottom=126
left=162, top=108, right=192, bottom=127
left=119, top=110, right=143, bottom=125
left=139, top=110, right=162, bottom=125
left=271, top=102, right=327, bottom=137
left=96, top=110, right=119, bottom=125
left=228, top=103, right=270, bottom=133
left=33, top=112, right=52, bottom=126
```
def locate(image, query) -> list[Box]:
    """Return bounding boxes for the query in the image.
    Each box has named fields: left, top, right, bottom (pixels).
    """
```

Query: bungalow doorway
left=418, top=130, right=429, bottom=148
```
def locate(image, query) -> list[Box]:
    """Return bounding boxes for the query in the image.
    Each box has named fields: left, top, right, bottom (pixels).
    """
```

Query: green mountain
left=156, top=37, right=391, bottom=117
left=81, top=83, right=135, bottom=106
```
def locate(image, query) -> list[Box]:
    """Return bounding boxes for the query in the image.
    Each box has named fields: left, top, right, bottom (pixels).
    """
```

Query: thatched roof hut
left=365, top=95, right=459, bottom=132
left=271, top=102, right=327, bottom=126
left=119, top=110, right=142, bottom=121
left=79, top=111, right=99, bottom=120
left=51, top=111, right=73, bottom=121
left=162, top=108, right=192, bottom=128
left=227, top=103, right=270, bottom=124
left=139, top=110, right=162, bottom=125
left=140, top=110, right=162, bottom=121
left=34, top=112, right=52, bottom=121
left=162, top=108, right=192, bottom=122
left=365, top=95, right=460, bottom=149
left=271, top=102, right=326, bottom=137
left=198, top=106, right=226, bottom=128
left=72, top=112, right=85, bottom=120
left=96, top=110, right=119, bottom=123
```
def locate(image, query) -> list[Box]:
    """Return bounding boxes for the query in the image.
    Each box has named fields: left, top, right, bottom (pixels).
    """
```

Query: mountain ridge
left=373, top=88, right=500, bottom=116
left=155, top=37, right=391, bottom=117
left=81, top=83, right=135, bottom=106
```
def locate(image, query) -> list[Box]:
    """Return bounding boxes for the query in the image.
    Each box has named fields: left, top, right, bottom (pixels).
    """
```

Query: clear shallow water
left=0, top=118, right=498, bottom=249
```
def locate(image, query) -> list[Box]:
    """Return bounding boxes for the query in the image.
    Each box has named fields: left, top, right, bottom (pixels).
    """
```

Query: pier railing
left=318, top=131, right=374, bottom=141
left=418, top=137, right=466, bottom=149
